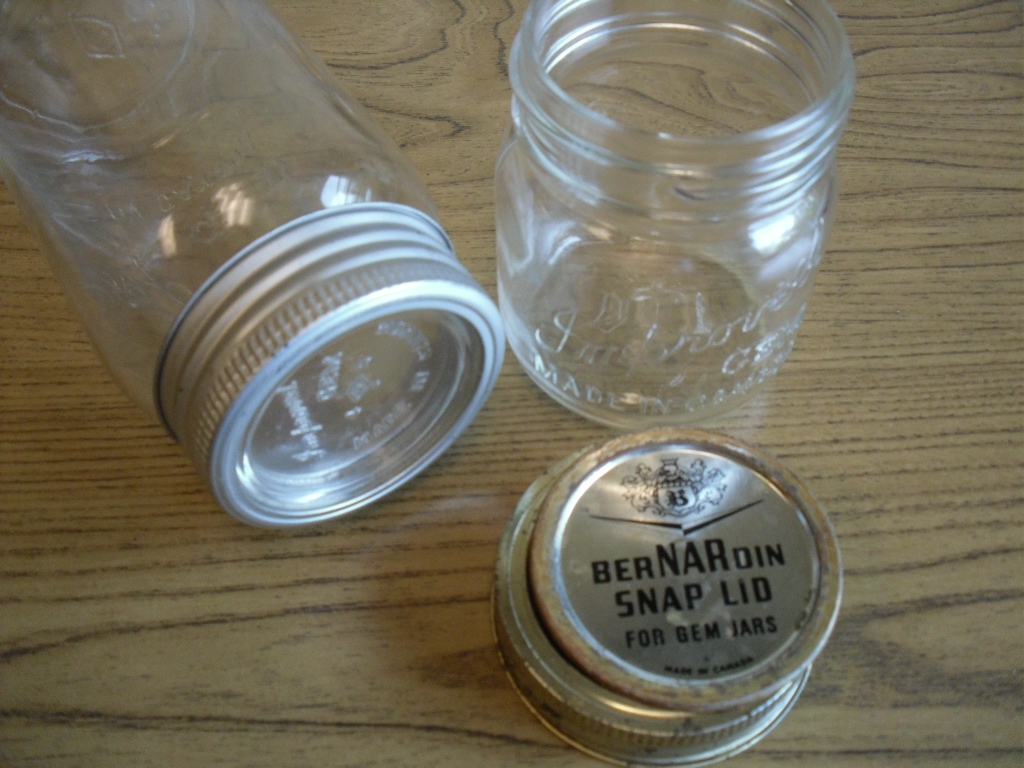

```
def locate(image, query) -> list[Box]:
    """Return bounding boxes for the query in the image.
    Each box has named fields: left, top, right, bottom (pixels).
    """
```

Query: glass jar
left=0, top=0, right=504, bottom=527
left=496, top=0, right=855, bottom=428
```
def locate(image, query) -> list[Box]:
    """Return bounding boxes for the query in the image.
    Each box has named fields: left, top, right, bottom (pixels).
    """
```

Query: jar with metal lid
left=495, top=0, right=855, bottom=427
left=493, top=429, right=842, bottom=765
left=0, top=0, right=504, bottom=527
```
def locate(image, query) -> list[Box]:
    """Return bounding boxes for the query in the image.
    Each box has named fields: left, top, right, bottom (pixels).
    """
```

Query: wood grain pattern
left=1, top=1, right=1021, bottom=766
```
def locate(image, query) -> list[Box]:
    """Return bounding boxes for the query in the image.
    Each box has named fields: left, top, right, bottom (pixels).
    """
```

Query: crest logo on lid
left=622, top=458, right=726, bottom=518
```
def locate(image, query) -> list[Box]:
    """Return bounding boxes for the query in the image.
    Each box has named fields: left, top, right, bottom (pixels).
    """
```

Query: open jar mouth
left=510, top=0, right=855, bottom=169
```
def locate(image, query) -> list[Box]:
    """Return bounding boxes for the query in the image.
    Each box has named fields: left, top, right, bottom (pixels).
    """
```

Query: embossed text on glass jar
left=496, top=0, right=855, bottom=427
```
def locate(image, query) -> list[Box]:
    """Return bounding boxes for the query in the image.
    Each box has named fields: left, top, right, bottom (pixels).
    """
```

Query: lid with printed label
left=493, top=429, right=841, bottom=766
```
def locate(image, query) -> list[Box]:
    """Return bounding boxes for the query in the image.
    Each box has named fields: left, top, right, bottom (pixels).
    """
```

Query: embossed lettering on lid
left=158, top=203, right=504, bottom=527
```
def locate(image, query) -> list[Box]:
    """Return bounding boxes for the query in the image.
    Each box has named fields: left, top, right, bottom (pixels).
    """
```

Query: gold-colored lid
left=493, top=429, right=842, bottom=766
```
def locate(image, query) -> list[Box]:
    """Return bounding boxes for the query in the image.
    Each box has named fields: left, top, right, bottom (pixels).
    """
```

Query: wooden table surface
left=1, top=1, right=1021, bottom=766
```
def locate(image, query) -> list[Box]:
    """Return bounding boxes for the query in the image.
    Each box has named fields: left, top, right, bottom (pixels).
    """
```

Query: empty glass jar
left=0, top=0, right=504, bottom=526
left=496, top=0, right=855, bottom=427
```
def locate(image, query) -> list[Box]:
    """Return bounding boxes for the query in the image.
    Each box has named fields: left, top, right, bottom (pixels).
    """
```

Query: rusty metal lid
left=493, top=429, right=842, bottom=765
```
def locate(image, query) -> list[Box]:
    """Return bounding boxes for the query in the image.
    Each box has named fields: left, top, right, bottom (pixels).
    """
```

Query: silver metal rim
left=157, top=203, right=504, bottom=527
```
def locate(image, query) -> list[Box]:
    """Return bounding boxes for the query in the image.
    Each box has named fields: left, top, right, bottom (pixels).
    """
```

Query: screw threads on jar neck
left=509, top=0, right=855, bottom=218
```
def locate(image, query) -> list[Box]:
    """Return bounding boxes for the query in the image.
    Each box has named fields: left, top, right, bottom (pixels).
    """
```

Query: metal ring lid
left=493, top=429, right=842, bottom=765
left=157, top=203, right=504, bottom=527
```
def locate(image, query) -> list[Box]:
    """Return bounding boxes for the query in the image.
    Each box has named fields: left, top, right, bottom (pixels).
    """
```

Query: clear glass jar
left=0, top=0, right=504, bottom=527
left=496, top=0, right=855, bottom=428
